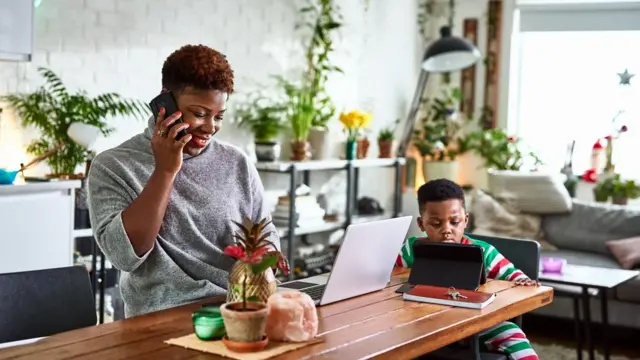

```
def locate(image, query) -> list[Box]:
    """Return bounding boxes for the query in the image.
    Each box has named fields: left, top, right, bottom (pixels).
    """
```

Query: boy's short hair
left=417, top=178, right=466, bottom=213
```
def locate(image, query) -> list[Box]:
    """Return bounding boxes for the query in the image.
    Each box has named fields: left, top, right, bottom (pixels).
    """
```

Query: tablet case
left=396, top=240, right=485, bottom=293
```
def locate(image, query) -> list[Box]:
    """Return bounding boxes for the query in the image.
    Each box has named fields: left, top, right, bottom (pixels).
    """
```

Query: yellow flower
left=339, top=110, right=373, bottom=130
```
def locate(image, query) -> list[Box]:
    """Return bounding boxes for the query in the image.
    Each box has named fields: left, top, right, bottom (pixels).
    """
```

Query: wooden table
left=0, top=269, right=553, bottom=360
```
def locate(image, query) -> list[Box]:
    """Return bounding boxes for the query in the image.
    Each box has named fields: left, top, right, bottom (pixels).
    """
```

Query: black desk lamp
left=397, top=26, right=482, bottom=157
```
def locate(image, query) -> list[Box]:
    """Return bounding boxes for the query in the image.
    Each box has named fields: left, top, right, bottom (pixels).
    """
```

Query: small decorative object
left=357, top=137, right=370, bottom=159
left=339, top=109, right=372, bottom=160
left=265, top=291, right=318, bottom=342
left=225, top=217, right=290, bottom=305
left=591, top=139, right=604, bottom=170
left=234, top=92, right=287, bottom=163
left=377, top=123, right=396, bottom=158
left=0, top=168, right=19, bottom=185
left=601, top=109, right=629, bottom=174
left=541, top=257, right=566, bottom=274
left=0, top=67, right=146, bottom=178
left=192, top=307, right=226, bottom=341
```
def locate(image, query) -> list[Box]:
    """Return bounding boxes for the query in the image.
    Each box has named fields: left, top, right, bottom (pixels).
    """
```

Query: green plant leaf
left=251, top=253, right=278, bottom=274
left=246, top=296, right=261, bottom=302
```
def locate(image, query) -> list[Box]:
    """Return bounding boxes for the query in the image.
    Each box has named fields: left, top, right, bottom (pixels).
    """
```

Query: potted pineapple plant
left=234, top=92, right=287, bottom=162
left=221, top=217, right=290, bottom=352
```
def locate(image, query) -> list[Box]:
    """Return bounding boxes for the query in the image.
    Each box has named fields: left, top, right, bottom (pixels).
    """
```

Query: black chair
left=421, top=234, right=541, bottom=360
left=0, top=266, right=97, bottom=344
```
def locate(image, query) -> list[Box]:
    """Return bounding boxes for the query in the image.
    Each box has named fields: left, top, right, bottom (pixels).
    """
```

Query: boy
left=397, top=179, right=539, bottom=360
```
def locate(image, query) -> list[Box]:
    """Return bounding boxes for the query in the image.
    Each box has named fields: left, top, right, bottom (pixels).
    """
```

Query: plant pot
left=378, top=140, right=393, bottom=158
left=254, top=141, right=281, bottom=162
left=612, top=196, right=628, bottom=205
left=290, top=140, right=311, bottom=161
left=345, top=139, right=357, bottom=160
left=593, top=189, right=609, bottom=203
left=222, top=335, right=269, bottom=353
left=227, top=261, right=277, bottom=304
left=422, top=160, right=459, bottom=182
left=220, top=302, right=269, bottom=344
left=357, top=138, right=370, bottom=159
left=308, top=128, right=331, bottom=160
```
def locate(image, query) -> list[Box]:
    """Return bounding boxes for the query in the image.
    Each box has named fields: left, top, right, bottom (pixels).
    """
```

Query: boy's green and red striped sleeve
left=396, top=236, right=421, bottom=268
left=468, top=238, right=529, bottom=282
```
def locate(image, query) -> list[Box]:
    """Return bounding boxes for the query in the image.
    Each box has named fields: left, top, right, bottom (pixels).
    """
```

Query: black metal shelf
left=256, top=158, right=406, bottom=280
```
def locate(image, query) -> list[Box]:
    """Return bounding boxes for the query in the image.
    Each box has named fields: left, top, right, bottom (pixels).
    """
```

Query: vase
left=290, top=140, right=311, bottom=161
left=254, top=141, right=280, bottom=162
left=422, top=160, right=459, bottom=182
left=308, top=128, right=331, bottom=160
left=357, top=138, right=370, bottom=159
left=226, top=261, right=277, bottom=304
left=345, top=139, right=357, bottom=160
left=612, top=196, right=628, bottom=205
left=378, top=140, right=393, bottom=158
left=220, top=302, right=269, bottom=345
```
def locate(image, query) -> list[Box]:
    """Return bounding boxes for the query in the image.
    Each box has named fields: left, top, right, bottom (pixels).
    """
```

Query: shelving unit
left=256, top=157, right=406, bottom=280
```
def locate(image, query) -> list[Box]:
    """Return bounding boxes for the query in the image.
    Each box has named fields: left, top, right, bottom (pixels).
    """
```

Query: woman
left=87, top=44, right=279, bottom=318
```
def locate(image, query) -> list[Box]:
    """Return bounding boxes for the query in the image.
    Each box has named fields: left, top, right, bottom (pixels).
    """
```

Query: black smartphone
left=149, top=91, right=188, bottom=140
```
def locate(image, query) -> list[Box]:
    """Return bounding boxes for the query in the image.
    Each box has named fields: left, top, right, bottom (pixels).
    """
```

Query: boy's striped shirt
left=395, top=235, right=529, bottom=282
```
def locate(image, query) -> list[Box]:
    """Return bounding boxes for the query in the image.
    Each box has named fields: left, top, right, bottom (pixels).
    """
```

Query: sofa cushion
left=541, top=249, right=640, bottom=302
left=487, top=170, right=572, bottom=214
left=606, top=237, right=640, bottom=270
left=542, top=200, right=640, bottom=256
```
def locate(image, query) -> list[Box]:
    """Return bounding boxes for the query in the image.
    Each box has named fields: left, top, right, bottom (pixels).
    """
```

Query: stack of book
left=271, top=193, right=326, bottom=229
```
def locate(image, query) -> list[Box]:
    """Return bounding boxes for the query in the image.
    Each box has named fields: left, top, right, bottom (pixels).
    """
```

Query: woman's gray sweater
left=87, top=117, right=279, bottom=318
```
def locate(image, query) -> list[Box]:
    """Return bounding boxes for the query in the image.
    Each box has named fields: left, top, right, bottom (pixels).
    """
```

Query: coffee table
left=539, top=264, right=639, bottom=360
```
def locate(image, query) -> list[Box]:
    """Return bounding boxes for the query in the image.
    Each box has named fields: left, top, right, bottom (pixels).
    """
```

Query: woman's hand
left=151, top=107, right=192, bottom=175
left=515, top=278, right=540, bottom=287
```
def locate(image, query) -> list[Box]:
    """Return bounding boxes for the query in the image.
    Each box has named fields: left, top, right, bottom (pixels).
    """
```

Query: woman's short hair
left=161, top=44, right=234, bottom=94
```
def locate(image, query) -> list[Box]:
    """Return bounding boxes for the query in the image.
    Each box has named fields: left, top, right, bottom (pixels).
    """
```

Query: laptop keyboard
left=300, top=284, right=326, bottom=300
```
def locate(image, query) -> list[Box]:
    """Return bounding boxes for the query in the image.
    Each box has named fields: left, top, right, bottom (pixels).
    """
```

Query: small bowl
left=0, top=169, right=19, bottom=185
left=541, top=257, right=566, bottom=274
left=192, top=307, right=226, bottom=341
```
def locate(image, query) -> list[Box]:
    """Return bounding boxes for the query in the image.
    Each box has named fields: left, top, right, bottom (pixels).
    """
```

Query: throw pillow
left=470, top=188, right=558, bottom=251
left=487, top=170, right=572, bottom=214
left=606, top=237, right=640, bottom=269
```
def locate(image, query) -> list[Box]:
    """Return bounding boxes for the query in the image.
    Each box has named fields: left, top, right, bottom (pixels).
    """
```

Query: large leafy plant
left=224, top=217, right=290, bottom=310
left=412, top=87, right=470, bottom=161
left=459, top=128, right=542, bottom=171
left=275, top=77, right=317, bottom=142
left=1, top=67, right=146, bottom=176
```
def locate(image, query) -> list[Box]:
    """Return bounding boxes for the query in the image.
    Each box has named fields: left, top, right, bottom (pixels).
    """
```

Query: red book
left=403, top=285, right=496, bottom=309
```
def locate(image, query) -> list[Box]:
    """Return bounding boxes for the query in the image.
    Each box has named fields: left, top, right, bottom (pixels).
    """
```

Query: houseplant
left=297, top=0, right=344, bottom=160
left=412, top=87, right=469, bottom=181
left=277, top=77, right=315, bottom=161
left=609, top=174, right=640, bottom=205
left=0, top=67, right=146, bottom=177
left=221, top=217, right=290, bottom=352
left=234, top=92, right=287, bottom=162
left=339, top=109, right=372, bottom=160
left=459, top=128, right=542, bottom=171
left=377, top=120, right=398, bottom=158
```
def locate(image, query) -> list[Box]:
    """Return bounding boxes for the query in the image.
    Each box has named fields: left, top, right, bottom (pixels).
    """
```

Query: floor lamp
left=397, top=26, right=482, bottom=158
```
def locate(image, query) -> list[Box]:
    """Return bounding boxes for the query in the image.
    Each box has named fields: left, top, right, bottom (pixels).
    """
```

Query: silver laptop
left=277, top=216, right=413, bottom=306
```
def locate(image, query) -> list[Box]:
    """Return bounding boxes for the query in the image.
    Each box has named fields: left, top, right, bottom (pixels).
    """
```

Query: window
left=508, top=2, right=640, bottom=179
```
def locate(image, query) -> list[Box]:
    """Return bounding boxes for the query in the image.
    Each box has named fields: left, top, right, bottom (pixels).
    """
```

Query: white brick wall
left=0, top=0, right=428, bottom=207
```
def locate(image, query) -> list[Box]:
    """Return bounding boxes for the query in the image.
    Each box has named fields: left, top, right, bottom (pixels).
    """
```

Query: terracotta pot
left=290, top=140, right=310, bottom=161
left=222, top=335, right=268, bottom=353
left=220, top=302, right=269, bottom=343
left=378, top=140, right=393, bottom=158
left=612, top=196, right=628, bottom=205
left=357, top=138, right=370, bottom=159
left=227, top=261, right=277, bottom=304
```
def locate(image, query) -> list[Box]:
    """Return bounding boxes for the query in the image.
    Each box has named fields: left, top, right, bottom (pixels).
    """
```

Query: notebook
left=403, top=284, right=496, bottom=309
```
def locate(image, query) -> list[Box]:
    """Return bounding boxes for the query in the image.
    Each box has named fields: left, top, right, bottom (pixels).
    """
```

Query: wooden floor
left=524, top=314, right=640, bottom=358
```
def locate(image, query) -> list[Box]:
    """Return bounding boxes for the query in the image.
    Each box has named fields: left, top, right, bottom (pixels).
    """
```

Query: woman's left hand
left=515, top=278, right=540, bottom=287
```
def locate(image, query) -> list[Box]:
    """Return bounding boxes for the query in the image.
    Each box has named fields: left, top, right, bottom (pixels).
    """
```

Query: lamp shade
left=67, top=123, right=100, bottom=148
left=422, top=26, right=481, bottom=73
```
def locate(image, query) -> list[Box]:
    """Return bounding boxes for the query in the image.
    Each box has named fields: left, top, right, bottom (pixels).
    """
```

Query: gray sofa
left=531, top=200, right=640, bottom=329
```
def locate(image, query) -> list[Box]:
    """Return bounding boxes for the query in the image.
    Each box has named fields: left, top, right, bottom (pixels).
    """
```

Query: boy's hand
left=515, top=279, right=540, bottom=287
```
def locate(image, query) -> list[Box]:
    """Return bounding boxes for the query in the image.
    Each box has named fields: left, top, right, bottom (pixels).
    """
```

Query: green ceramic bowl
left=192, top=307, right=226, bottom=341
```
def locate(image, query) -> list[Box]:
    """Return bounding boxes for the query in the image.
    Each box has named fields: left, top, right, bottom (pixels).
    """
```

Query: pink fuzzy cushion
left=606, top=237, right=640, bottom=270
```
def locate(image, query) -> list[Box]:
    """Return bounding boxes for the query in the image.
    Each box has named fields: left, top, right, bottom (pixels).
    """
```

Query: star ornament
left=618, top=69, right=635, bottom=85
